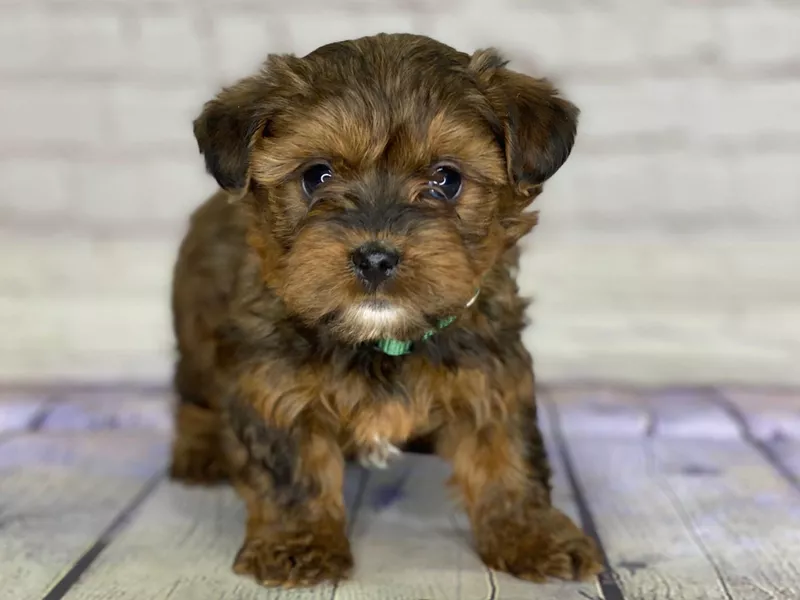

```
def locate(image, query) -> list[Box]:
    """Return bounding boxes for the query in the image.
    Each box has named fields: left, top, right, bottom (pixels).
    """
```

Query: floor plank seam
left=27, top=399, right=56, bottom=432
left=711, top=390, right=800, bottom=497
left=444, top=512, right=497, bottom=600
left=541, top=395, right=626, bottom=600
left=484, top=568, right=497, bottom=600
left=345, top=467, right=371, bottom=538
left=40, top=470, right=166, bottom=600
left=647, top=444, right=736, bottom=600
left=330, top=466, right=371, bottom=600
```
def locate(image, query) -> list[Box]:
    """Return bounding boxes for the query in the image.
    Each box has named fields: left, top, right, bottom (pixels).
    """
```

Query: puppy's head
left=194, top=33, right=578, bottom=344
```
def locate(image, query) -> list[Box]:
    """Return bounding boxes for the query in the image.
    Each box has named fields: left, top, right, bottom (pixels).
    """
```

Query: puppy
left=169, top=32, right=602, bottom=588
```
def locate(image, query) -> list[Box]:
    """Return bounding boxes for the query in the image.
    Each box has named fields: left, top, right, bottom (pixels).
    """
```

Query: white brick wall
left=0, top=85, right=110, bottom=147
left=109, top=85, right=205, bottom=148
left=721, top=6, right=800, bottom=66
left=1, top=0, right=799, bottom=385
left=50, top=14, right=128, bottom=74
left=133, top=15, right=208, bottom=79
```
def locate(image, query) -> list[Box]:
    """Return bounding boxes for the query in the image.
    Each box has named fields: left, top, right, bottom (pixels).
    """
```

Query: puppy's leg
left=223, top=400, right=352, bottom=588
left=168, top=362, right=227, bottom=484
left=438, top=390, right=602, bottom=583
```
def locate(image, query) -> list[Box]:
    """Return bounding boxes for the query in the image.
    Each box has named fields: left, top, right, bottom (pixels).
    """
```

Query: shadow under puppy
left=170, top=32, right=602, bottom=588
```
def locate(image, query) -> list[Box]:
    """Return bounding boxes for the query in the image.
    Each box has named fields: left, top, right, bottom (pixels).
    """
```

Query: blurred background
left=1, top=0, right=798, bottom=387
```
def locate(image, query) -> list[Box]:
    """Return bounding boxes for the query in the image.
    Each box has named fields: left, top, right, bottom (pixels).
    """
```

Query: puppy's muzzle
left=351, top=243, right=400, bottom=291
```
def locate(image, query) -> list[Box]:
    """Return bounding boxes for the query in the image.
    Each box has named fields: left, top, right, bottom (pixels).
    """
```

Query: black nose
left=351, top=244, right=400, bottom=288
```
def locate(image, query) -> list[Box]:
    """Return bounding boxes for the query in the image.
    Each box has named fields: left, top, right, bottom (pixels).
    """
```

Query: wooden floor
left=2, top=385, right=799, bottom=600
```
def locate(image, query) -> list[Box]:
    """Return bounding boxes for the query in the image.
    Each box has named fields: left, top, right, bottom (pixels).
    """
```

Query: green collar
left=375, top=289, right=480, bottom=356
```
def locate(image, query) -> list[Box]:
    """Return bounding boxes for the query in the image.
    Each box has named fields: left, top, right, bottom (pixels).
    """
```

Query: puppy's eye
left=426, top=166, right=462, bottom=202
left=301, top=164, right=333, bottom=198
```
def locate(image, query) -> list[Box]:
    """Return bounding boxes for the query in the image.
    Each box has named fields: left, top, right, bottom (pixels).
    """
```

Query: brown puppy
left=170, top=32, right=602, bottom=588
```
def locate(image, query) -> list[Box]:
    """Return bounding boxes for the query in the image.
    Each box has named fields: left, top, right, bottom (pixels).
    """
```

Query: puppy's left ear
left=471, top=50, right=579, bottom=195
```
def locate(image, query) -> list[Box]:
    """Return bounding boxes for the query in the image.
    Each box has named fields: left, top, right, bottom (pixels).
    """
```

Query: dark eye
left=427, top=166, right=462, bottom=202
left=301, top=163, right=333, bottom=198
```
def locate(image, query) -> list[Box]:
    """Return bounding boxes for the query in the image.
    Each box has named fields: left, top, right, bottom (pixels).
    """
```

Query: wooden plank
left=515, top=400, right=604, bottom=600
left=335, top=421, right=598, bottom=600
left=40, top=391, right=172, bottom=432
left=333, top=454, right=493, bottom=600
left=547, top=385, right=745, bottom=439
left=546, top=385, right=651, bottom=438
left=650, top=438, right=800, bottom=599
left=721, top=388, right=800, bottom=442
left=548, top=388, right=800, bottom=600
left=0, top=394, right=49, bottom=433
left=61, top=467, right=367, bottom=600
left=545, top=431, right=733, bottom=599
left=647, top=388, right=740, bottom=439
left=767, top=441, right=800, bottom=489
left=0, top=432, right=167, bottom=600
left=719, top=387, right=800, bottom=505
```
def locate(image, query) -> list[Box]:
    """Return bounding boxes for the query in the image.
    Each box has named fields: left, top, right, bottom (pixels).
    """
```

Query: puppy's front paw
left=475, top=505, right=603, bottom=583
left=357, top=434, right=401, bottom=470
left=233, top=527, right=353, bottom=588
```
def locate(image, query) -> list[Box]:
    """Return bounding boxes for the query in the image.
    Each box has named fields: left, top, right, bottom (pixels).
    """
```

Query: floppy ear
left=193, top=69, right=280, bottom=199
left=471, top=49, right=579, bottom=195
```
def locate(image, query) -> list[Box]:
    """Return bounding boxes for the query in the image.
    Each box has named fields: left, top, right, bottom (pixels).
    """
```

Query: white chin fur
left=345, top=304, right=404, bottom=338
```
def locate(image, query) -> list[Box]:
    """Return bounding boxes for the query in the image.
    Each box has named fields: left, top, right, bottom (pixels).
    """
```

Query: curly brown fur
left=169, top=32, right=601, bottom=587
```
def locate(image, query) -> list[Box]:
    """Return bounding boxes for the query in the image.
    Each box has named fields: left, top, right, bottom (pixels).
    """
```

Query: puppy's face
left=194, top=34, right=578, bottom=343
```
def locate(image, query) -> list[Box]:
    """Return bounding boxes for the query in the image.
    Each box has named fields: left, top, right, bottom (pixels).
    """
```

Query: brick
left=211, top=15, right=272, bottom=81
left=110, top=85, right=204, bottom=148
left=418, top=7, right=566, bottom=71
left=43, top=0, right=184, bottom=5
left=562, top=11, right=643, bottom=70
left=0, top=160, right=71, bottom=218
left=505, top=0, right=616, bottom=9
left=730, top=154, right=800, bottom=229
left=0, top=10, right=51, bottom=72
left=540, top=153, right=744, bottom=233
left=571, top=77, right=800, bottom=145
left=131, top=15, right=206, bottom=78
left=0, top=293, right=171, bottom=380
left=49, top=14, right=126, bottom=74
left=547, top=151, right=800, bottom=235
left=667, top=0, right=758, bottom=7
left=721, top=7, right=800, bottom=66
left=0, top=11, right=125, bottom=75
left=501, top=13, right=566, bottom=71
left=644, top=8, right=716, bottom=64
left=649, top=155, right=736, bottom=232
left=539, top=154, right=663, bottom=231
left=282, top=12, right=417, bottom=56
left=565, top=79, right=688, bottom=141
left=70, top=160, right=214, bottom=226
left=0, top=85, right=108, bottom=146
left=698, top=80, right=800, bottom=139
left=203, top=0, right=399, bottom=10
left=0, top=235, right=173, bottom=298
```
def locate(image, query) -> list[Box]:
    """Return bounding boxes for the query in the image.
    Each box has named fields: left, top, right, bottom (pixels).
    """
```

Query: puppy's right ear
left=193, top=62, right=287, bottom=199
